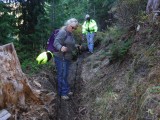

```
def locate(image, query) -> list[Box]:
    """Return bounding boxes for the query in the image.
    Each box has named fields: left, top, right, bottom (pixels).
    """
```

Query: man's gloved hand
left=36, top=51, right=53, bottom=64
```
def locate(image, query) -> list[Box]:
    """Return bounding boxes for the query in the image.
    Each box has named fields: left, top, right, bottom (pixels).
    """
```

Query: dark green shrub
left=110, top=39, right=132, bottom=61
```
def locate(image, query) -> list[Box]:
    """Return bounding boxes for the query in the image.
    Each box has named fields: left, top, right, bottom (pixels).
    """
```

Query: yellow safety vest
left=82, top=19, right=98, bottom=34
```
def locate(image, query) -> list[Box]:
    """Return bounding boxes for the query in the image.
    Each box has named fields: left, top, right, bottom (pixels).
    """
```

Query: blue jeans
left=54, top=56, right=71, bottom=96
left=86, top=32, right=95, bottom=53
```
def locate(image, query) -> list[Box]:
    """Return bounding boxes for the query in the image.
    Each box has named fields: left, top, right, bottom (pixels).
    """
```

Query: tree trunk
left=0, top=43, right=42, bottom=109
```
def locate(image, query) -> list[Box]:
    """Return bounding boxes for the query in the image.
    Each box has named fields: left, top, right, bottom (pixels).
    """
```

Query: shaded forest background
left=2, top=0, right=160, bottom=120
left=0, top=0, right=147, bottom=74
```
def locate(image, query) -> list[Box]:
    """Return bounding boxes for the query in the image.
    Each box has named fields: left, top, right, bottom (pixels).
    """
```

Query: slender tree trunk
left=0, top=43, right=42, bottom=109
left=52, top=0, right=55, bottom=28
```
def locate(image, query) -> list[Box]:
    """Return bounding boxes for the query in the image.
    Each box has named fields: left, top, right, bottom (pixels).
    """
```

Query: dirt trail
left=55, top=53, right=87, bottom=120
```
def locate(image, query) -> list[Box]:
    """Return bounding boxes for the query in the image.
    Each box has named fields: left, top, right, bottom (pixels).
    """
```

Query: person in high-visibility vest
left=82, top=14, right=98, bottom=53
left=36, top=18, right=81, bottom=100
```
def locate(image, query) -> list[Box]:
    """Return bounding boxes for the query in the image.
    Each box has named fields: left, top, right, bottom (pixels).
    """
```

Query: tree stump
left=0, top=43, right=42, bottom=109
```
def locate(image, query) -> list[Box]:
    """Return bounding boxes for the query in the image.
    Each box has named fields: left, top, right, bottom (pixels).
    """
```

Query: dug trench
left=25, top=52, right=88, bottom=120
left=54, top=53, right=87, bottom=120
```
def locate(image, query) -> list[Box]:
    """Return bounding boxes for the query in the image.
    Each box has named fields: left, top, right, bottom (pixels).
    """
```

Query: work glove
left=36, top=51, right=53, bottom=64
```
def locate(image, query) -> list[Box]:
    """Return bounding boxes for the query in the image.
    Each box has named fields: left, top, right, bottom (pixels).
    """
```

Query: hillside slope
left=80, top=24, right=160, bottom=120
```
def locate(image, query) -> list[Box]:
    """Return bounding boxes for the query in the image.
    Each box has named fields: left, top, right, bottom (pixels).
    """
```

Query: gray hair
left=65, top=18, right=79, bottom=27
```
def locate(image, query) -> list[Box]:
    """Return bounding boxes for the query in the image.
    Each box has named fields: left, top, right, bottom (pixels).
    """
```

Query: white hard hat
left=85, top=14, right=90, bottom=19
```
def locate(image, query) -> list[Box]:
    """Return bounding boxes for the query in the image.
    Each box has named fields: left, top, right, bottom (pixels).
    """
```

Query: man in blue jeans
left=82, top=14, right=98, bottom=53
